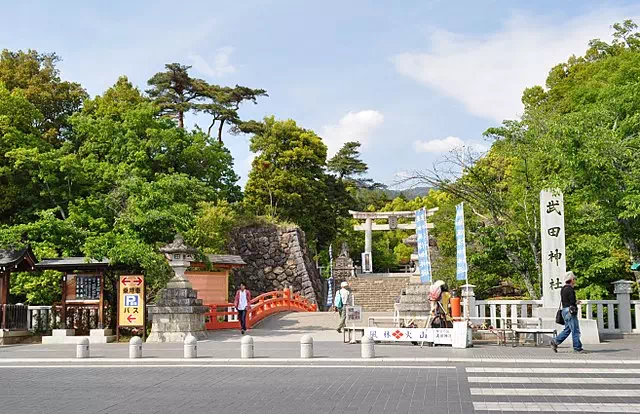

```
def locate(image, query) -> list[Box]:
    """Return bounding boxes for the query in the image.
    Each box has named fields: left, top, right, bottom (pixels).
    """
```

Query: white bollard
left=129, top=336, right=143, bottom=359
left=76, top=337, right=90, bottom=359
left=241, top=335, right=254, bottom=359
left=184, top=335, right=198, bottom=359
left=300, top=335, right=314, bottom=359
left=361, top=335, right=375, bottom=359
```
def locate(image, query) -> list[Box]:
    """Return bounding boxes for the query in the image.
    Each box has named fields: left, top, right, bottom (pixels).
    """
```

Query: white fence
left=460, top=280, right=639, bottom=335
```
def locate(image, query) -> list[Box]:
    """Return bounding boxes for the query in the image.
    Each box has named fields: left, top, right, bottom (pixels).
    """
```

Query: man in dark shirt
left=550, top=271, right=586, bottom=353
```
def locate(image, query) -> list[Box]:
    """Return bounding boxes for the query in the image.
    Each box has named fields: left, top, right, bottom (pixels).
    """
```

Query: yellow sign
left=118, top=275, right=145, bottom=327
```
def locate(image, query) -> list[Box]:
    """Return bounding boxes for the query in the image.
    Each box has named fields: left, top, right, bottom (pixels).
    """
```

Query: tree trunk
left=178, top=111, right=184, bottom=129
left=217, top=120, right=225, bottom=144
left=207, top=119, right=216, bottom=137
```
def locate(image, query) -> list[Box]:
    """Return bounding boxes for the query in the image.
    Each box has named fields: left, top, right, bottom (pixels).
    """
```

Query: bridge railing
left=204, top=288, right=317, bottom=330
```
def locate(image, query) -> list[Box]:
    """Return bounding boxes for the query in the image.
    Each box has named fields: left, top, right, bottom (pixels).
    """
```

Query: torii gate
left=349, top=208, right=438, bottom=272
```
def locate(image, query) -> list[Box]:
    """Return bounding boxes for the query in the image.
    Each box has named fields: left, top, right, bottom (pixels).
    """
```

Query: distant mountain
left=384, top=186, right=432, bottom=199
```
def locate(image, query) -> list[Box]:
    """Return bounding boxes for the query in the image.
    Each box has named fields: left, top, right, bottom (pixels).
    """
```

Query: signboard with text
left=365, top=328, right=453, bottom=345
left=346, top=305, right=362, bottom=325
left=118, top=275, right=145, bottom=327
left=361, top=252, right=373, bottom=273
left=540, top=190, right=566, bottom=308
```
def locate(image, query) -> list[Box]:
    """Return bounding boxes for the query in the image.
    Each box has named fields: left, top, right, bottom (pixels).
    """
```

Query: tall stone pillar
left=364, top=218, right=372, bottom=254
left=147, top=234, right=208, bottom=343
left=613, top=280, right=633, bottom=333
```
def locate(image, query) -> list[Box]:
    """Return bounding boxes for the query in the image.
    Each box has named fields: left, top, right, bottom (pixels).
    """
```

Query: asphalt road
left=1, top=361, right=639, bottom=413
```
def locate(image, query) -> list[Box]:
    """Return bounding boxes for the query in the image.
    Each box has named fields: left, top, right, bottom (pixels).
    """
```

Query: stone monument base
left=147, top=283, right=208, bottom=343
left=146, top=312, right=207, bottom=342
left=536, top=307, right=600, bottom=345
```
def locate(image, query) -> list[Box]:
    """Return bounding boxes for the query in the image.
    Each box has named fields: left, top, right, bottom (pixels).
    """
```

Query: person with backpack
left=335, top=281, right=351, bottom=333
left=428, top=280, right=452, bottom=328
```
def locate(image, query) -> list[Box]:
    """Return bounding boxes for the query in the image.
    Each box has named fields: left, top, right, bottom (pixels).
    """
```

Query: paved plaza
left=2, top=333, right=640, bottom=413
left=1, top=358, right=640, bottom=413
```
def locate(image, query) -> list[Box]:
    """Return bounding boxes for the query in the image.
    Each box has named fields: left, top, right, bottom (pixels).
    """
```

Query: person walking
left=551, top=271, right=586, bottom=353
left=335, top=281, right=351, bottom=333
left=234, top=282, right=252, bottom=334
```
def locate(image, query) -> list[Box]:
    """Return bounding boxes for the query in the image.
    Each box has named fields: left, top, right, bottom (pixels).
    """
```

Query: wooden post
left=142, top=277, right=146, bottom=342
left=61, top=274, right=67, bottom=329
left=98, top=272, right=104, bottom=329
left=115, top=277, right=119, bottom=343
left=0, top=272, right=7, bottom=304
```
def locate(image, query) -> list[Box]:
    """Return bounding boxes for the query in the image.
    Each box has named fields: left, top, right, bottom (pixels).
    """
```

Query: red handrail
left=204, top=288, right=317, bottom=330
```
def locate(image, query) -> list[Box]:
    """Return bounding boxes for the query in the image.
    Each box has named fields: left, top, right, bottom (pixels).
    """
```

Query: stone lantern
left=159, top=233, right=197, bottom=289
left=147, top=233, right=208, bottom=342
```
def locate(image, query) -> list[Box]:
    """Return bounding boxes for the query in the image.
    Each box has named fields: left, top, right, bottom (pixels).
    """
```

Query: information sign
left=118, top=275, right=145, bottom=327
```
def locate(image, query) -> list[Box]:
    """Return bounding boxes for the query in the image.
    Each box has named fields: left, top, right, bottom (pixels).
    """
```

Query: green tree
left=147, top=63, right=206, bottom=128
left=0, top=49, right=86, bottom=142
left=0, top=70, right=242, bottom=303
left=327, top=141, right=368, bottom=180
left=244, top=116, right=344, bottom=248
left=197, top=84, right=268, bottom=143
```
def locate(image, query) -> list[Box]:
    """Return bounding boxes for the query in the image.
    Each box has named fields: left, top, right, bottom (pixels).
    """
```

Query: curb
left=0, top=357, right=638, bottom=364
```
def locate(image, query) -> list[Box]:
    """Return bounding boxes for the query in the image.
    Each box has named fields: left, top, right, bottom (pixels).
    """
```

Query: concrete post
left=613, top=280, right=634, bottom=333
left=76, top=337, right=90, bottom=359
left=361, top=335, right=375, bottom=359
left=364, top=218, right=372, bottom=254
left=241, top=335, right=254, bottom=359
left=184, top=335, right=197, bottom=358
left=300, top=334, right=314, bottom=359
left=461, top=284, right=477, bottom=320
left=129, top=336, right=142, bottom=359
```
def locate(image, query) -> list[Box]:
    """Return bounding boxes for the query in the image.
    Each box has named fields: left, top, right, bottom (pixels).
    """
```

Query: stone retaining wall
left=227, top=225, right=324, bottom=304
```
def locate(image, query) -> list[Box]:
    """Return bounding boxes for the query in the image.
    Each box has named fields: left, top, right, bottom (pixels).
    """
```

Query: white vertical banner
left=415, top=208, right=432, bottom=284
left=326, top=244, right=334, bottom=307
left=540, top=189, right=566, bottom=308
left=455, top=203, right=468, bottom=282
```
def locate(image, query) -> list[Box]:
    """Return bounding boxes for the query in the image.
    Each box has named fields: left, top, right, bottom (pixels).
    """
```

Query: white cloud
left=392, top=10, right=640, bottom=122
left=414, top=136, right=488, bottom=153
left=321, top=110, right=384, bottom=156
left=189, top=46, right=236, bottom=78
left=414, top=136, right=464, bottom=153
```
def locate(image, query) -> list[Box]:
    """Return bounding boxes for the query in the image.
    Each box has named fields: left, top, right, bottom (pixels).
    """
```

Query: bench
left=506, top=318, right=556, bottom=347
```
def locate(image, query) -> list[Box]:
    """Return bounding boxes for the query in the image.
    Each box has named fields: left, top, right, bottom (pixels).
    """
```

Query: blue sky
left=2, top=0, right=640, bottom=187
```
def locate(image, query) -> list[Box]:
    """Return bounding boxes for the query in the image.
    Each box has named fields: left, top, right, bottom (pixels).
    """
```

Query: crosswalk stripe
left=473, top=402, right=640, bottom=412
left=466, top=367, right=640, bottom=374
left=468, top=376, right=640, bottom=384
left=470, top=388, right=639, bottom=397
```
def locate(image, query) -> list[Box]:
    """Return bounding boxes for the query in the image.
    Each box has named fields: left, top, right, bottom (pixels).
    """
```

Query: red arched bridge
left=205, top=289, right=317, bottom=330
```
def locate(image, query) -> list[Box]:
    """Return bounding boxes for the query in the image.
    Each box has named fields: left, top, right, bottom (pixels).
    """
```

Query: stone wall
left=227, top=225, right=324, bottom=304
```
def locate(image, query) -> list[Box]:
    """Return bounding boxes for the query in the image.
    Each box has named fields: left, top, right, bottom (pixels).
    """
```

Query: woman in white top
left=233, top=283, right=252, bottom=334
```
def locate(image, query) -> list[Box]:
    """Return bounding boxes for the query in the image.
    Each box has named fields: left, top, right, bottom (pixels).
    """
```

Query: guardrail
left=205, top=289, right=317, bottom=330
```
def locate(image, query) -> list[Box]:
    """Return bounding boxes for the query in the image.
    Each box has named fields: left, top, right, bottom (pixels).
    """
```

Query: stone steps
left=348, top=276, right=410, bottom=312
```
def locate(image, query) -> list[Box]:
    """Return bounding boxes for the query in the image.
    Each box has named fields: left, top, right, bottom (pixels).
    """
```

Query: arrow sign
left=121, top=276, right=143, bottom=286
left=127, top=314, right=136, bottom=323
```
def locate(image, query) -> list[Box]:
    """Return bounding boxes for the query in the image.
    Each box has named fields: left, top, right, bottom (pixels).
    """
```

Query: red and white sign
left=365, top=328, right=453, bottom=345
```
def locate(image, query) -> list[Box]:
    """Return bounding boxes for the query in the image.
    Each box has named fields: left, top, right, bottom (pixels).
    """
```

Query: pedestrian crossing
left=467, top=365, right=640, bottom=412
